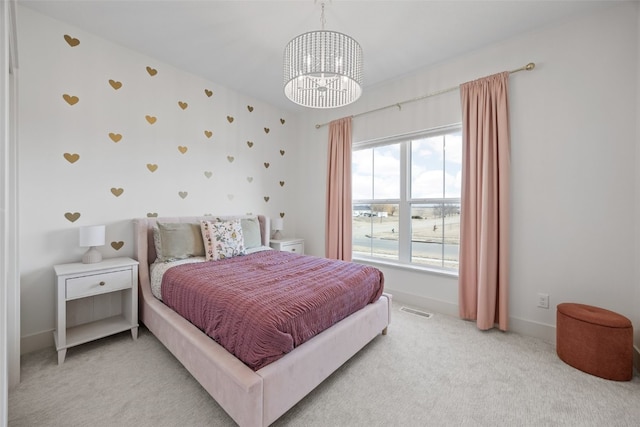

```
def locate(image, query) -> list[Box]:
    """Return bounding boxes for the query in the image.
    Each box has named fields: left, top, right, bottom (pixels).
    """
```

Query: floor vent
left=400, top=306, right=433, bottom=318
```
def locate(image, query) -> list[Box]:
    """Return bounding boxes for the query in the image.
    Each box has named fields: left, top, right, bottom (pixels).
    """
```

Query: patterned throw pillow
left=200, top=219, right=246, bottom=261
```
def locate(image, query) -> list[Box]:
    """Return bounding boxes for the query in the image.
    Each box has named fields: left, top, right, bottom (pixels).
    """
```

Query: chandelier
left=283, top=2, right=363, bottom=108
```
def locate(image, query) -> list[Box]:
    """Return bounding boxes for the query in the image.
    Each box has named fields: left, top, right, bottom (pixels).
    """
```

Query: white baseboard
left=387, top=288, right=458, bottom=317
left=508, top=316, right=556, bottom=344
left=19, top=299, right=640, bottom=375
left=21, top=329, right=54, bottom=355
left=389, top=289, right=555, bottom=343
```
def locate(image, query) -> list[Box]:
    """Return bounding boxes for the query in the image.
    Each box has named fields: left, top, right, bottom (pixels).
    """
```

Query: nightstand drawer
left=281, top=243, right=303, bottom=254
left=270, top=238, right=305, bottom=254
left=66, top=269, right=132, bottom=300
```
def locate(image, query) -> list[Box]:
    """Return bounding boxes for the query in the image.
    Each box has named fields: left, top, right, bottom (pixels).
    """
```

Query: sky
left=352, top=131, right=462, bottom=201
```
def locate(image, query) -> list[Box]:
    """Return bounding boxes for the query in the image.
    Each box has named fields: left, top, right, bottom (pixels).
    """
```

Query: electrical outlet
left=537, top=293, right=549, bottom=309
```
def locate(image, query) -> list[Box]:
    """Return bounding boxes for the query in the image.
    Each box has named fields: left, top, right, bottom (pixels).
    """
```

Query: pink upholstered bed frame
left=133, top=215, right=391, bottom=426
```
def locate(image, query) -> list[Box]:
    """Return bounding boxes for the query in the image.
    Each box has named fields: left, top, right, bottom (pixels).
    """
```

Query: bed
left=133, top=215, right=391, bottom=426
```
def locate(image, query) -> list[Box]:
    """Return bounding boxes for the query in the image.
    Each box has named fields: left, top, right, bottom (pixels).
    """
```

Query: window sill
left=352, top=256, right=459, bottom=279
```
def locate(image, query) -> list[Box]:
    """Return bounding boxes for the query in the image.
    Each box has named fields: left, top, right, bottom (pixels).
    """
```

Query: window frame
left=351, top=123, right=462, bottom=274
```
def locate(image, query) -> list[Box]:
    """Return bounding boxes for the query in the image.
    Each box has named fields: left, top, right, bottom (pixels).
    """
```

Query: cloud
left=353, top=131, right=461, bottom=200
left=352, top=145, right=400, bottom=199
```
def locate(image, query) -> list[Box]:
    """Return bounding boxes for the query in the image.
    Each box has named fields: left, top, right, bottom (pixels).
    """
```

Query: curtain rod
left=314, top=62, right=536, bottom=129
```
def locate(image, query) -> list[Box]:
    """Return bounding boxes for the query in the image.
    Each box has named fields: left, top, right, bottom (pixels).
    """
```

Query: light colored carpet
left=9, top=304, right=640, bottom=426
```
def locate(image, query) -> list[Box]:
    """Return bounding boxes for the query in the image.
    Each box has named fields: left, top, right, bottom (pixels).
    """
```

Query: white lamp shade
left=272, top=218, right=284, bottom=231
left=79, top=225, right=105, bottom=247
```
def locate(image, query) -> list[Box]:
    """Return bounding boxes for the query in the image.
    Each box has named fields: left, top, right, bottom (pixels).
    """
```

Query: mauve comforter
left=160, top=250, right=384, bottom=370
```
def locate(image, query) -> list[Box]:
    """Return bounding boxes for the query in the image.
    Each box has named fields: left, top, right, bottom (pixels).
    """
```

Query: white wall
left=1, top=1, right=9, bottom=421
left=2, top=0, right=20, bottom=421
left=16, top=6, right=301, bottom=353
left=635, top=2, right=640, bottom=366
left=297, top=3, right=639, bottom=345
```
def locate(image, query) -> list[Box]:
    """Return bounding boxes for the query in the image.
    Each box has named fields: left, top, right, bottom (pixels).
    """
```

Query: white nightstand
left=270, top=238, right=304, bottom=255
left=53, top=257, right=139, bottom=364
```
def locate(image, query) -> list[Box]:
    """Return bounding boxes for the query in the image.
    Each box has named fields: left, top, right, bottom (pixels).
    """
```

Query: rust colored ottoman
left=556, top=303, right=633, bottom=381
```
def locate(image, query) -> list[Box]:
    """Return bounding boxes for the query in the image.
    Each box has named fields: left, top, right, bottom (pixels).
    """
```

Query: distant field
left=351, top=211, right=460, bottom=268
left=352, top=213, right=460, bottom=244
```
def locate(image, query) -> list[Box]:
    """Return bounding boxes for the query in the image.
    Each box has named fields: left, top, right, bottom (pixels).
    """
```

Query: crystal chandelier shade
left=283, top=28, right=362, bottom=108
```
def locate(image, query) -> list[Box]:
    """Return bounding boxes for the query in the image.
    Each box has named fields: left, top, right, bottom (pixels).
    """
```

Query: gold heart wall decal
left=264, top=162, right=270, bottom=168
left=145, top=115, right=157, bottom=124
left=178, top=146, right=188, bottom=154
left=110, top=187, right=124, bottom=197
left=178, top=191, right=188, bottom=199
left=64, top=212, right=81, bottom=223
left=63, top=94, right=79, bottom=105
left=147, top=212, right=158, bottom=217
left=111, top=241, right=124, bottom=250
left=280, top=212, right=285, bottom=218
left=63, top=153, right=80, bottom=164
left=204, top=130, right=213, bottom=138
left=146, top=66, right=158, bottom=76
left=264, top=127, right=270, bottom=134
left=178, top=101, right=188, bottom=110
left=205, top=89, right=213, bottom=97
left=204, top=171, right=213, bottom=178
left=247, top=105, right=254, bottom=112
left=108, top=79, right=122, bottom=90
left=280, top=150, right=285, bottom=156
left=246, top=141, right=254, bottom=148
left=227, top=116, right=234, bottom=123
left=227, top=156, right=234, bottom=163
left=264, top=196, right=270, bottom=202
left=280, top=118, right=285, bottom=125
left=279, top=181, right=285, bottom=187
left=246, top=176, right=253, bottom=183
left=146, top=163, right=158, bottom=172
left=108, top=133, right=122, bottom=143
left=64, top=34, right=80, bottom=47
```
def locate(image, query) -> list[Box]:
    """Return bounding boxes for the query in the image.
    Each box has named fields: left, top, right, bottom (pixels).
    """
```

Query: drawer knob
left=99, top=281, right=106, bottom=286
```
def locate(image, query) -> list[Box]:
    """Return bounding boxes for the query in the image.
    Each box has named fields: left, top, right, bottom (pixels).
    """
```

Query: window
left=352, top=125, right=462, bottom=272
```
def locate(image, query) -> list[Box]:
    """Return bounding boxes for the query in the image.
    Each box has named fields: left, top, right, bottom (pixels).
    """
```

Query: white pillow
left=241, top=217, right=262, bottom=249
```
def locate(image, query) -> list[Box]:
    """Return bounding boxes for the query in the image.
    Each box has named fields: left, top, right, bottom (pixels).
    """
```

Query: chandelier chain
left=320, top=2, right=326, bottom=30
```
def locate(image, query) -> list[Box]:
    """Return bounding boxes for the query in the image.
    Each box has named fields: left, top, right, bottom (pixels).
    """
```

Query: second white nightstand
left=270, top=238, right=305, bottom=255
left=53, top=257, right=139, bottom=364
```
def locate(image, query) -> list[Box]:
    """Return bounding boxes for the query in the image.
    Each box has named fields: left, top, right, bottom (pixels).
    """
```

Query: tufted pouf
left=556, top=303, right=633, bottom=381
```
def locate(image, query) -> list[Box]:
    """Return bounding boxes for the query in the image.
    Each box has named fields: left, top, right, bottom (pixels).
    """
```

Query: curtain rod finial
left=525, top=62, right=535, bottom=71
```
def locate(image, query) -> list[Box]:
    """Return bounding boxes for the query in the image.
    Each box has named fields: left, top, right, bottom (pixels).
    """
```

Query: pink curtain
left=325, top=117, right=353, bottom=261
left=458, top=72, right=510, bottom=331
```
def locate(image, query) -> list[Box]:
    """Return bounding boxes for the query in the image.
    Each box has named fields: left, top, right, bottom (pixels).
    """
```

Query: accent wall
left=17, top=6, right=299, bottom=352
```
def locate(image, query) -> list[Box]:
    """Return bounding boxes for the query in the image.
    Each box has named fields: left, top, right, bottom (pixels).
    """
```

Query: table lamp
left=79, top=225, right=105, bottom=264
left=271, top=218, right=284, bottom=240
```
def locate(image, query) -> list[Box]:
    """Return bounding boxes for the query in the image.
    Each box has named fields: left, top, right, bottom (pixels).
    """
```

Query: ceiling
left=19, top=0, right=616, bottom=113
